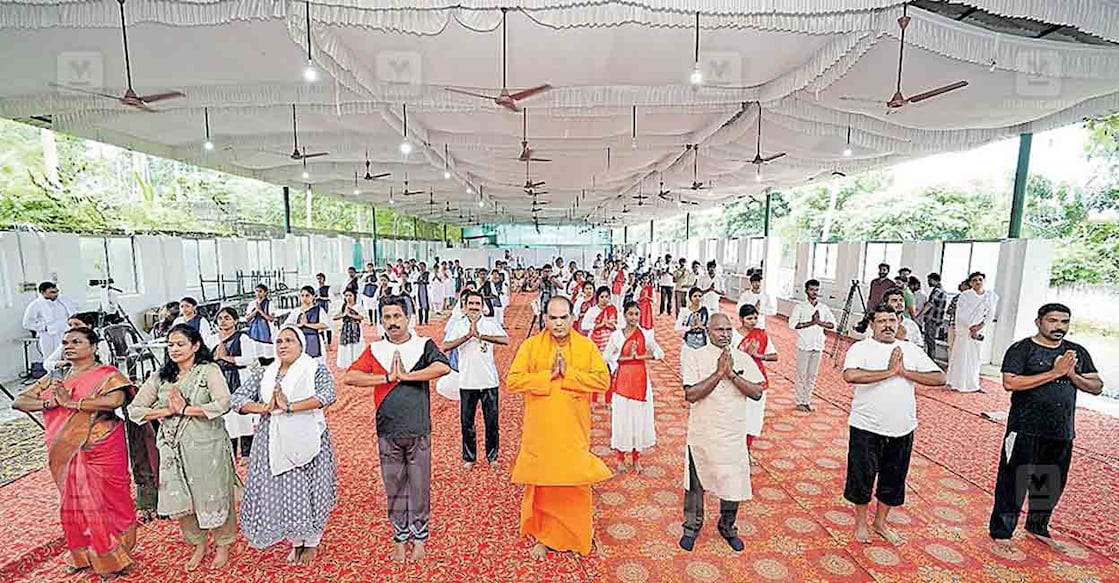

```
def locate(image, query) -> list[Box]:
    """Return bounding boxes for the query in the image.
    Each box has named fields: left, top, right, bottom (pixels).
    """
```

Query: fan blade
left=138, top=91, right=185, bottom=103
left=838, top=96, right=885, bottom=106
left=364, top=172, right=390, bottom=180
left=445, top=87, right=498, bottom=100
left=48, top=83, right=121, bottom=101
left=907, top=80, right=968, bottom=104
left=301, top=151, right=329, bottom=159
left=761, top=152, right=787, bottom=163
left=508, top=84, right=552, bottom=102
left=528, top=157, right=551, bottom=162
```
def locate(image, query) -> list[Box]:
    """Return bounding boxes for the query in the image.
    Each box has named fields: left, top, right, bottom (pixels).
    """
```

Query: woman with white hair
left=231, top=325, right=337, bottom=566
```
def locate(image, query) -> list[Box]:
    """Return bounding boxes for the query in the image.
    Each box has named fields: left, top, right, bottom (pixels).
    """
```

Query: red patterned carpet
left=1, top=293, right=1117, bottom=582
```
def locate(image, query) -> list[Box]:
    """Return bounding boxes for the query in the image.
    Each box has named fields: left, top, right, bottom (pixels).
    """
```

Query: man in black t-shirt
left=989, top=303, right=1103, bottom=557
left=342, top=297, right=451, bottom=563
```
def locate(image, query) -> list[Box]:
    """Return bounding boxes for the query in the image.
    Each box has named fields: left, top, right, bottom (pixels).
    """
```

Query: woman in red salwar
left=14, top=327, right=137, bottom=577
left=579, top=286, right=618, bottom=404
left=637, top=274, right=655, bottom=329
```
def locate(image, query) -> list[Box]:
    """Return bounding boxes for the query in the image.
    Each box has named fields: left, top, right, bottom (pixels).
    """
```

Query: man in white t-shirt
left=787, top=279, right=836, bottom=412
left=442, top=290, right=510, bottom=470
left=696, top=260, right=725, bottom=315
left=842, top=304, right=945, bottom=545
left=735, top=272, right=774, bottom=330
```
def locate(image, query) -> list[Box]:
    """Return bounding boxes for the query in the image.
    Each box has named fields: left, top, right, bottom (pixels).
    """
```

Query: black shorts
left=843, top=426, right=914, bottom=507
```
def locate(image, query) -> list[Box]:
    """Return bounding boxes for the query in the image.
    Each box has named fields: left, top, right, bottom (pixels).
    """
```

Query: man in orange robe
left=508, top=296, right=613, bottom=559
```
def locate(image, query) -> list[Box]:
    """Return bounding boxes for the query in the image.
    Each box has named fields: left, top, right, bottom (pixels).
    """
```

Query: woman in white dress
left=213, top=306, right=261, bottom=463
left=602, top=301, right=664, bottom=474
left=430, top=269, right=446, bottom=316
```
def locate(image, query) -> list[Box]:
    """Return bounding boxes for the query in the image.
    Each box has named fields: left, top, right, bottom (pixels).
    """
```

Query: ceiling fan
left=445, top=8, right=551, bottom=112
left=744, top=103, right=786, bottom=167
left=362, top=150, right=390, bottom=180
left=687, top=146, right=711, bottom=191
left=517, top=109, right=550, bottom=162
left=283, top=105, right=328, bottom=160
left=656, top=176, right=672, bottom=201
left=400, top=176, right=423, bottom=196
left=841, top=3, right=968, bottom=111
left=522, top=160, right=546, bottom=192
left=50, top=0, right=184, bottom=111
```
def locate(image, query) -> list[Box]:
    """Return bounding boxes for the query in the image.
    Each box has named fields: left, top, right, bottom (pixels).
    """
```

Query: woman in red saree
left=637, top=275, right=655, bottom=329
left=14, top=327, right=137, bottom=576
left=579, top=286, right=618, bottom=403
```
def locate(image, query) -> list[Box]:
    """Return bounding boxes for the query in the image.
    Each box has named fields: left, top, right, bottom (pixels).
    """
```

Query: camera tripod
left=829, top=279, right=867, bottom=365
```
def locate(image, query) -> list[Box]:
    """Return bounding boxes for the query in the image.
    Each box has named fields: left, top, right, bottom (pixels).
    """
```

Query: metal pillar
left=282, top=186, right=292, bottom=234
left=685, top=212, right=691, bottom=239
left=649, top=219, right=654, bottom=243
left=443, top=224, right=447, bottom=246
left=371, top=205, right=378, bottom=264
left=623, top=226, right=628, bottom=245
left=1008, top=132, right=1033, bottom=239
left=413, top=216, right=419, bottom=239
left=763, top=191, right=772, bottom=238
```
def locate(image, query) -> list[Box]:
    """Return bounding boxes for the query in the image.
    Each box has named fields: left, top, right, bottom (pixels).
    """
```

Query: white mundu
left=945, top=288, right=998, bottom=393
left=22, top=295, right=74, bottom=360
left=681, top=344, right=765, bottom=501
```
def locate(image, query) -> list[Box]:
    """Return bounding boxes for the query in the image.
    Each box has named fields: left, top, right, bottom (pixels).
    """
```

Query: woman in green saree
left=128, top=323, right=241, bottom=571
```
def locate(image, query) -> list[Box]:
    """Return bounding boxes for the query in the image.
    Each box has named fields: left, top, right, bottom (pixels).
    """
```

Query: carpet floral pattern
left=0, top=294, right=1116, bottom=582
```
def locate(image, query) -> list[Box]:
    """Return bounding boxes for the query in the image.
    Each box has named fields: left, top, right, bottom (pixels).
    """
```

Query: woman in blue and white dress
left=213, top=306, right=261, bottom=463
left=230, top=325, right=337, bottom=566
left=333, top=290, right=366, bottom=369
left=244, top=284, right=276, bottom=360
left=284, top=286, right=327, bottom=364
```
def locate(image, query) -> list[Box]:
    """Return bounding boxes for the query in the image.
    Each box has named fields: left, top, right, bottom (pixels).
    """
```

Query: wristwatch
left=42, top=399, right=52, bottom=410
left=285, top=403, right=293, bottom=414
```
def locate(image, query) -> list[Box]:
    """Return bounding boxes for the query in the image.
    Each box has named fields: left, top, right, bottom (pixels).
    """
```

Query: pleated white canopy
left=1, top=0, right=1117, bottom=226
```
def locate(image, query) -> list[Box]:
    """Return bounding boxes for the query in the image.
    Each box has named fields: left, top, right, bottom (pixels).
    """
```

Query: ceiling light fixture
left=302, top=1, right=317, bottom=82
left=843, top=126, right=853, bottom=157
left=202, top=107, right=214, bottom=151
left=631, top=105, right=638, bottom=149
left=389, top=187, right=396, bottom=205
left=301, top=158, right=309, bottom=180
left=353, top=171, right=360, bottom=196
left=689, top=12, right=703, bottom=86
left=443, top=144, right=452, bottom=179
left=755, top=166, right=762, bottom=182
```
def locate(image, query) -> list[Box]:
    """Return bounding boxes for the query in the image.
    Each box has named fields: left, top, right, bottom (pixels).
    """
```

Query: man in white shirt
left=657, top=254, right=675, bottom=316
left=23, top=281, right=76, bottom=366
left=842, top=304, right=945, bottom=545
left=735, top=273, right=774, bottom=330
left=696, top=261, right=725, bottom=315
left=787, top=279, right=836, bottom=412
left=884, top=288, right=923, bottom=349
left=442, top=290, right=510, bottom=470
left=946, top=271, right=999, bottom=393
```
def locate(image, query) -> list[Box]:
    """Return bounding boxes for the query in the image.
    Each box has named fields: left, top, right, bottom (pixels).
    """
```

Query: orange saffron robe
left=508, top=330, right=614, bottom=555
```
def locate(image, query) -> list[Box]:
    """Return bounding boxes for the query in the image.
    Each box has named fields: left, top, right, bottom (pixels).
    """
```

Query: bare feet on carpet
left=299, top=546, right=319, bottom=565
left=489, top=460, right=499, bottom=470
left=616, top=462, right=627, bottom=473
left=854, top=523, right=871, bottom=544
left=463, top=461, right=474, bottom=470
left=410, top=540, right=426, bottom=561
left=1028, top=532, right=1070, bottom=553
left=212, top=544, right=231, bottom=569
left=286, top=546, right=302, bottom=564
left=633, top=461, right=643, bottom=475
left=185, top=543, right=207, bottom=571
left=530, top=542, right=548, bottom=560
left=873, top=522, right=904, bottom=545
left=391, top=542, right=407, bottom=563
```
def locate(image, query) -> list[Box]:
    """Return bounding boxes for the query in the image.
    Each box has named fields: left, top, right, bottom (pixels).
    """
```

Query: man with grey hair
left=679, top=313, right=765, bottom=553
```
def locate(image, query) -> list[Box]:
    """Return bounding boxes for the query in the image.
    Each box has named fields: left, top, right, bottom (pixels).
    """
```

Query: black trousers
left=460, top=387, right=499, bottom=463
left=230, top=435, right=253, bottom=459
left=989, top=432, right=1073, bottom=540
left=843, top=426, right=914, bottom=507
left=922, top=323, right=938, bottom=361
left=418, top=307, right=430, bottom=325
left=682, top=447, right=739, bottom=539
left=659, top=286, right=674, bottom=315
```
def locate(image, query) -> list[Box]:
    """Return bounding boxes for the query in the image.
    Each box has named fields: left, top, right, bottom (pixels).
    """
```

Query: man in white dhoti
left=22, top=281, right=75, bottom=366
left=679, top=313, right=765, bottom=553
left=945, top=271, right=998, bottom=392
